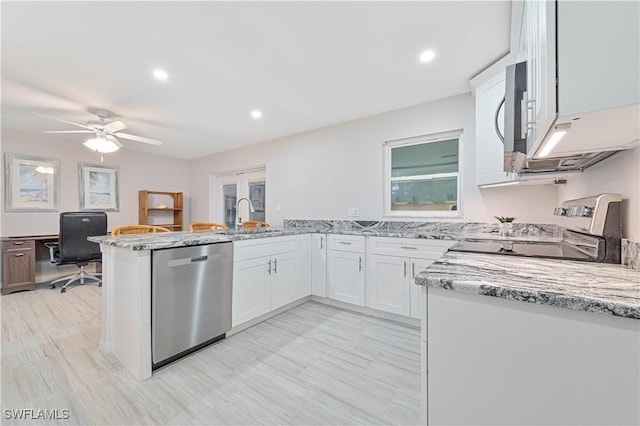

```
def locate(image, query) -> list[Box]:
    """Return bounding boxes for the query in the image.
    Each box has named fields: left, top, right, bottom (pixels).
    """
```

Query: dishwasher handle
left=166, top=253, right=226, bottom=268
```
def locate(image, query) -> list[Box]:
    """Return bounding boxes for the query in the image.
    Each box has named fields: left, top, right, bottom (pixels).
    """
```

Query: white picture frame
left=4, top=153, right=60, bottom=212
left=79, top=162, right=119, bottom=211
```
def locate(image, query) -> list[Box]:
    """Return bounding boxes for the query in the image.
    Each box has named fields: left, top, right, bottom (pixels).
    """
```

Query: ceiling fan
left=34, top=110, right=162, bottom=157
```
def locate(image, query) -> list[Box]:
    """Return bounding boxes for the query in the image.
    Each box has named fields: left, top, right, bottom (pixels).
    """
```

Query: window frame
left=383, top=129, right=463, bottom=218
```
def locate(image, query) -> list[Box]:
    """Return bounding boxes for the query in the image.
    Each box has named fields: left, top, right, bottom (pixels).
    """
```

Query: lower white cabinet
left=233, top=256, right=271, bottom=326
left=367, top=255, right=437, bottom=317
left=232, top=235, right=310, bottom=327
left=366, top=254, right=411, bottom=316
left=269, top=251, right=299, bottom=310
left=310, top=234, right=327, bottom=297
left=366, top=237, right=454, bottom=318
left=327, top=235, right=365, bottom=306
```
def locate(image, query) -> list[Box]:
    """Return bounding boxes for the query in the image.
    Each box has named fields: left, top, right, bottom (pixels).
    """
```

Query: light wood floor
left=1, top=285, right=421, bottom=425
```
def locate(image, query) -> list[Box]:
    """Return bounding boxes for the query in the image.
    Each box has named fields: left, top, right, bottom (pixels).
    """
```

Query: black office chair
left=46, top=212, right=107, bottom=293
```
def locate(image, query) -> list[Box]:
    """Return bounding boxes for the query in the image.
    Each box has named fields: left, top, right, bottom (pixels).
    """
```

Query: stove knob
left=567, top=205, right=594, bottom=217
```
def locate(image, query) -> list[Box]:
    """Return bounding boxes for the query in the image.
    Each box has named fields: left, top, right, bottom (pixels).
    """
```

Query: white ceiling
left=1, top=1, right=511, bottom=159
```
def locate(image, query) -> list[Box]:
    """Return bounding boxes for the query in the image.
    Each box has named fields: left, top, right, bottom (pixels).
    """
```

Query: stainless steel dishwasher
left=152, top=242, right=233, bottom=369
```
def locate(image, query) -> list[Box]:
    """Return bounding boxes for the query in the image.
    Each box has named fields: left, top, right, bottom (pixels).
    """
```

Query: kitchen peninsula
left=416, top=252, right=640, bottom=425
left=91, top=219, right=639, bottom=426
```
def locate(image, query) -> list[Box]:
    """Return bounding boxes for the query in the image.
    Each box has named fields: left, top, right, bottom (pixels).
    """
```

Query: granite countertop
left=89, top=228, right=457, bottom=250
left=88, top=223, right=561, bottom=251
left=416, top=251, right=640, bottom=320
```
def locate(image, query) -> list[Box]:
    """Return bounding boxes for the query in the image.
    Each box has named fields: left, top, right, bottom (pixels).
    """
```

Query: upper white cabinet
left=473, top=68, right=516, bottom=186
left=310, top=234, right=327, bottom=297
left=327, top=235, right=365, bottom=306
left=519, top=0, right=640, bottom=158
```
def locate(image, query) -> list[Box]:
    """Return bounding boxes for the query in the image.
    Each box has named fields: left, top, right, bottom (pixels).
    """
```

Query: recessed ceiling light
left=251, top=110, right=262, bottom=119
left=419, top=50, right=436, bottom=63
left=153, top=69, right=169, bottom=80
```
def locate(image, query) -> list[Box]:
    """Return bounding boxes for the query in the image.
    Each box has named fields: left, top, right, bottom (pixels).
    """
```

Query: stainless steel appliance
left=502, top=61, right=621, bottom=175
left=152, top=242, right=233, bottom=369
left=450, top=193, right=622, bottom=263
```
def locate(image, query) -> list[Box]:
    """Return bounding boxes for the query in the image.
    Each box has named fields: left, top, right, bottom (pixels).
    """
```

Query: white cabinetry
left=327, top=235, right=365, bottom=306
left=366, top=237, right=453, bottom=317
left=473, top=68, right=515, bottom=186
left=310, top=234, right=327, bottom=297
left=232, top=235, right=309, bottom=327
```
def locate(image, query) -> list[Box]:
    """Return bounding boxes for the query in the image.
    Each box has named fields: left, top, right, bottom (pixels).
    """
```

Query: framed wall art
left=78, top=162, right=119, bottom=211
left=4, top=153, right=60, bottom=211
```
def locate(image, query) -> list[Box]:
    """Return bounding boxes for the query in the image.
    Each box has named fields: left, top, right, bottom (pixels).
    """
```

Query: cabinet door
left=2, top=250, right=36, bottom=290
left=409, top=258, right=436, bottom=319
left=327, top=250, right=365, bottom=306
left=526, top=0, right=557, bottom=152
left=232, top=257, right=270, bottom=327
left=311, top=234, right=327, bottom=297
left=366, top=254, right=410, bottom=316
left=475, top=72, right=517, bottom=186
left=270, top=252, right=299, bottom=310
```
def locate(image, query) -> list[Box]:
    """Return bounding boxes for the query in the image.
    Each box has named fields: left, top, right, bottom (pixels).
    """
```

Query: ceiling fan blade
left=114, top=132, right=163, bottom=146
left=43, top=130, right=95, bottom=134
left=103, top=120, right=127, bottom=134
left=106, top=135, right=124, bottom=148
left=32, top=112, right=93, bottom=130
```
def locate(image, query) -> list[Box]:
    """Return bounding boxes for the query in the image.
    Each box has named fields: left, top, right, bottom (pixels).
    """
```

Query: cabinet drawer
left=234, top=236, right=299, bottom=261
left=2, top=239, right=35, bottom=252
left=367, top=237, right=453, bottom=259
left=327, top=234, right=365, bottom=253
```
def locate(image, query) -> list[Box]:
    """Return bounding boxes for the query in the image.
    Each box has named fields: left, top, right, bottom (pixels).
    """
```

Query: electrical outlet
left=276, top=204, right=281, bottom=212
left=347, top=207, right=359, bottom=217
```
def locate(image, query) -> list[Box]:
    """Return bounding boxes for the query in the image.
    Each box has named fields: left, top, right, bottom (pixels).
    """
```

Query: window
left=384, top=130, right=462, bottom=217
left=213, top=168, right=266, bottom=228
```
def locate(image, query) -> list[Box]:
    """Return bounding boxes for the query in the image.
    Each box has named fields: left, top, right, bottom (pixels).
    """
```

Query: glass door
left=215, top=168, right=266, bottom=229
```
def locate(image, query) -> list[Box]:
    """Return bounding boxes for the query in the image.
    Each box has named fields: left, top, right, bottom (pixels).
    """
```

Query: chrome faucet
left=235, top=197, right=255, bottom=230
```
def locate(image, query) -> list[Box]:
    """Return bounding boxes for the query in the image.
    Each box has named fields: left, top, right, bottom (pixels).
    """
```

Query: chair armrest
left=44, top=242, right=59, bottom=263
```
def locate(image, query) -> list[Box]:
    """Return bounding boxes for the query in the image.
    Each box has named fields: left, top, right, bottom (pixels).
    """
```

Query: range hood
left=503, top=61, right=639, bottom=175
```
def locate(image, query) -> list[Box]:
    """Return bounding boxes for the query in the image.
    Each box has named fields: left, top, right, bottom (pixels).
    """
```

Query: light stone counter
left=416, top=251, right=640, bottom=319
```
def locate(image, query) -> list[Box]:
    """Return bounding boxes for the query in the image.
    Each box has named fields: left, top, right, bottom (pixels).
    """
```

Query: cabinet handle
left=401, top=246, right=418, bottom=250
left=12, top=241, right=25, bottom=245
left=14, top=253, right=25, bottom=257
left=412, top=262, right=416, bottom=278
left=359, top=256, right=362, bottom=272
left=320, top=236, right=323, bottom=250
left=404, top=261, right=407, bottom=278
left=495, top=96, right=505, bottom=142
left=338, top=241, right=352, bottom=245
left=273, top=258, right=277, bottom=274
left=267, top=259, right=272, bottom=275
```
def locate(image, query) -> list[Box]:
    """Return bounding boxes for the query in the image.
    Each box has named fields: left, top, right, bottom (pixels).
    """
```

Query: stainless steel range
left=449, top=193, right=622, bottom=263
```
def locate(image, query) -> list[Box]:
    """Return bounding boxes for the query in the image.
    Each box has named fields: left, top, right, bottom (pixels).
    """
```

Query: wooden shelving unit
left=139, top=190, right=184, bottom=231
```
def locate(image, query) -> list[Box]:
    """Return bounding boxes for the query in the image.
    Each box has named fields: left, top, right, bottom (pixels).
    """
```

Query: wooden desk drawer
left=2, top=239, right=35, bottom=252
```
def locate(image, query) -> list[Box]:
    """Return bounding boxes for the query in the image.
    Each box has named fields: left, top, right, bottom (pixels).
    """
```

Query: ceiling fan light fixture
left=84, top=137, right=120, bottom=153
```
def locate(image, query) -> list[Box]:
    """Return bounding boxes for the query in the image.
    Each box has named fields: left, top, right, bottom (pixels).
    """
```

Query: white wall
left=557, top=147, right=640, bottom=240
left=190, top=94, right=559, bottom=226
left=1, top=128, right=191, bottom=236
